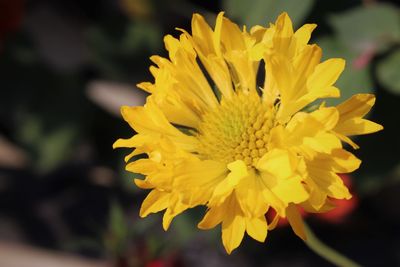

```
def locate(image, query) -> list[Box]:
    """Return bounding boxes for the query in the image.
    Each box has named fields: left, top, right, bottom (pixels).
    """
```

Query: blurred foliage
left=223, top=0, right=315, bottom=27
left=106, top=202, right=130, bottom=256
left=318, top=3, right=400, bottom=104
left=17, top=116, right=77, bottom=172
left=329, top=4, right=400, bottom=53
left=377, top=49, right=400, bottom=94
left=86, top=20, right=162, bottom=80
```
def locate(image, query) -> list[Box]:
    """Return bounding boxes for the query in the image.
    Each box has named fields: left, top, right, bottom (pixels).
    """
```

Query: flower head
left=114, top=12, right=382, bottom=254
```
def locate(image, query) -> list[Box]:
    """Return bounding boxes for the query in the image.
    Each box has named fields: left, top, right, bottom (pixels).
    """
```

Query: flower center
left=196, top=93, right=276, bottom=167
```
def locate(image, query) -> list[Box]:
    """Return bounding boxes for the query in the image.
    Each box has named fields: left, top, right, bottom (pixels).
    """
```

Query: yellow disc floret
left=196, top=93, right=276, bottom=167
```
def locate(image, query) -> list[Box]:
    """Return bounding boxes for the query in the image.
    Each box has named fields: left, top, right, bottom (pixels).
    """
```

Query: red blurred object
left=146, top=260, right=165, bottom=267
left=145, top=255, right=183, bottom=267
left=0, top=0, right=24, bottom=46
left=352, top=47, right=375, bottom=70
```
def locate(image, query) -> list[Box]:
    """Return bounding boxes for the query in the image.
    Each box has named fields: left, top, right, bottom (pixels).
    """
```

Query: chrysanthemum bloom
left=114, top=12, right=382, bottom=254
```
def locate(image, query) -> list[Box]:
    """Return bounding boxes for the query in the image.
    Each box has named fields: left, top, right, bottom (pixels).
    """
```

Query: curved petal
left=119, top=101, right=198, bottom=152
left=221, top=195, right=246, bottom=254
left=286, top=204, right=306, bottom=240
left=140, top=190, right=170, bottom=218
left=245, top=216, right=268, bottom=242
left=209, top=160, right=248, bottom=206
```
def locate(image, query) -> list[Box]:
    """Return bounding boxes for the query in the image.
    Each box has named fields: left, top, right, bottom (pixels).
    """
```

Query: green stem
left=303, top=223, right=362, bottom=267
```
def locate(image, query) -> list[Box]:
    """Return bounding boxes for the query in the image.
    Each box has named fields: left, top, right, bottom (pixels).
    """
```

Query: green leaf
left=223, top=0, right=315, bottom=27
left=17, top=116, right=77, bottom=172
left=121, top=21, right=162, bottom=54
left=329, top=4, right=400, bottom=53
left=110, top=202, right=127, bottom=240
left=105, top=202, right=129, bottom=255
left=316, top=36, right=373, bottom=106
left=37, top=126, right=76, bottom=172
left=377, top=49, right=400, bottom=95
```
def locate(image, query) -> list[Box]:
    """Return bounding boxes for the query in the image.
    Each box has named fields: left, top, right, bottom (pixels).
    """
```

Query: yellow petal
left=306, top=183, right=328, bottom=210
left=113, top=135, right=148, bottom=149
left=245, top=216, right=268, bottom=242
left=140, top=190, right=169, bottom=217
left=126, top=158, right=156, bottom=174
left=307, top=58, right=345, bottom=94
left=198, top=206, right=224, bottom=230
left=307, top=149, right=361, bottom=173
left=275, top=12, right=294, bottom=36
left=174, top=159, right=227, bottom=206
left=134, top=178, right=153, bottom=189
left=220, top=16, right=246, bottom=51
left=291, top=44, right=322, bottom=97
left=308, top=168, right=352, bottom=199
left=301, top=198, right=336, bottom=213
left=335, top=118, right=383, bottom=136
left=283, top=108, right=340, bottom=152
left=334, top=94, right=383, bottom=137
left=213, top=12, right=224, bottom=56
left=209, top=160, right=248, bottom=206
left=336, top=93, right=376, bottom=121
left=273, top=12, right=294, bottom=55
left=162, top=193, right=189, bottom=230
left=334, top=132, right=360, bottom=149
left=271, top=175, right=309, bottom=205
left=188, top=13, right=234, bottom=99
left=294, top=24, right=317, bottom=49
left=162, top=205, right=186, bottom=231
left=162, top=209, right=175, bottom=230
left=266, top=54, right=293, bottom=105
left=113, top=137, right=135, bottom=149
left=224, top=50, right=257, bottom=94
left=236, top=173, right=269, bottom=217
left=201, top=55, right=234, bottom=99
left=260, top=184, right=286, bottom=216
left=191, top=13, right=215, bottom=55
left=268, top=125, right=288, bottom=150
left=164, top=35, right=218, bottom=107
left=309, top=107, right=339, bottom=131
left=222, top=215, right=246, bottom=254
left=268, top=213, right=280, bottom=230
left=303, top=132, right=342, bottom=154
left=120, top=101, right=198, bottom=152
left=221, top=196, right=246, bottom=254
left=124, top=150, right=139, bottom=162
left=257, top=149, right=295, bottom=180
left=286, top=204, right=307, bottom=240
left=136, top=81, right=153, bottom=93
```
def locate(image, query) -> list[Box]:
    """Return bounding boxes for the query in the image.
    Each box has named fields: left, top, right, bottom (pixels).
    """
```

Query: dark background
left=0, top=0, right=399, bottom=266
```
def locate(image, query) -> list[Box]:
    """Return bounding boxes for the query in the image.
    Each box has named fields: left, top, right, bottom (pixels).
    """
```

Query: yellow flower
left=114, top=12, right=382, bottom=254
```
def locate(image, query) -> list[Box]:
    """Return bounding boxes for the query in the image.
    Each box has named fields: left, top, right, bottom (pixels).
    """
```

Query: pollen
left=196, top=93, right=276, bottom=167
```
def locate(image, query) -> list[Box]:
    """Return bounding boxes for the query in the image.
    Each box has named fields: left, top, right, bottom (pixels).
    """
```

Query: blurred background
left=0, top=0, right=399, bottom=266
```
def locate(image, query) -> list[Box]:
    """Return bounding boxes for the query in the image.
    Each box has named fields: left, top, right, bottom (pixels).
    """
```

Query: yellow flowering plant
left=114, top=12, right=382, bottom=255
